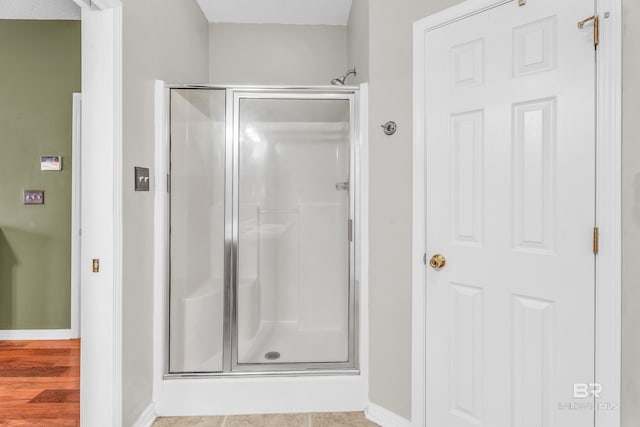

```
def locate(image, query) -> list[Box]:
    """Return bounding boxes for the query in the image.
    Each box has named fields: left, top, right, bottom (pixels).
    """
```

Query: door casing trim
left=75, top=1, right=123, bottom=424
left=411, top=0, right=622, bottom=426
left=71, top=92, right=81, bottom=339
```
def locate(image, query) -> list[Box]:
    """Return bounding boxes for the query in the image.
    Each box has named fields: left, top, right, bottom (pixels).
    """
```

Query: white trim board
left=71, top=93, right=82, bottom=339
left=411, top=1, right=622, bottom=427
left=356, top=82, right=370, bottom=412
left=77, top=0, right=123, bottom=425
left=112, top=5, right=124, bottom=425
left=0, top=330, right=73, bottom=340
left=365, top=402, right=412, bottom=427
left=152, top=80, right=167, bottom=413
left=132, top=403, right=157, bottom=427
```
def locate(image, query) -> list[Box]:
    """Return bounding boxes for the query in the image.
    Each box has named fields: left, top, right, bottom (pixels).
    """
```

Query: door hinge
left=423, top=253, right=427, bottom=266
left=518, top=0, right=526, bottom=6
left=167, top=174, right=171, bottom=193
left=593, top=227, right=599, bottom=255
left=348, top=219, right=353, bottom=242
left=578, top=15, right=599, bottom=48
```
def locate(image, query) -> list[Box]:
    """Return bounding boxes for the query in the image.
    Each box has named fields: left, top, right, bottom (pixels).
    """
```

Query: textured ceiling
left=196, top=0, right=352, bottom=25
left=0, top=0, right=80, bottom=20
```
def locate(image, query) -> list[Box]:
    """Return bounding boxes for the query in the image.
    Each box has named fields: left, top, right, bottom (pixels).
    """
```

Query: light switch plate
left=24, top=190, right=44, bottom=205
left=134, top=167, right=150, bottom=191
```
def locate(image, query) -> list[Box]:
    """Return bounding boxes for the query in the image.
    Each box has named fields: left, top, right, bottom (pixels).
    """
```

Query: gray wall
left=622, top=0, right=640, bottom=425
left=346, top=0, right=368, bottom=85
left=349, top=0, right=640, bottom=421
left=122, top=0, right=209, bottom=425
left=209, top=23, right=347, bottom=85
left=116, top=0, right=640, bottom=423
left=348, top=0, right=464, bottom=419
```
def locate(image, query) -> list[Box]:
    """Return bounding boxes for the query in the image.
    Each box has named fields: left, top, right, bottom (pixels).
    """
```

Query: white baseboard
left=366, top=402, right=413, bottom=427
left=132, top=403, right=157, bottom=427
left=0, top=329, right=73, bottom=340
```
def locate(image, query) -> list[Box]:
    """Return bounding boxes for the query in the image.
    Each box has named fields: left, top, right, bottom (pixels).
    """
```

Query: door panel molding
left=412, top=1, right=622, bottom=426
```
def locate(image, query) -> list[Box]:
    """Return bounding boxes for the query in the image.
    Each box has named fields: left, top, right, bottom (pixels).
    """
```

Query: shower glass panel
left=235, top=98, right=351, bottom=365
left=169, top=89, right=226, bottom=373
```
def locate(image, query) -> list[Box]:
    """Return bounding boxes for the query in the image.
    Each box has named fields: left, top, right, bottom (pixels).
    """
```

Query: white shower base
left=185, top=322, right=349, bottom=369
left=174, top=278, right=349, bottom=371
left=238, top=321, right=349, bottom=364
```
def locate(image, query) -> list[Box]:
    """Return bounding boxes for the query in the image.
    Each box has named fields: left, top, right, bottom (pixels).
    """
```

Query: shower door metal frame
left=165, top=85, right=360, bottom=377
left=228, top=89, right=358, bottom=373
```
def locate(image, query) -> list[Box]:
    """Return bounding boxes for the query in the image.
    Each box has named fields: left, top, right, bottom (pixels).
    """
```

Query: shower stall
left=165, top=86, right=359, bottom=376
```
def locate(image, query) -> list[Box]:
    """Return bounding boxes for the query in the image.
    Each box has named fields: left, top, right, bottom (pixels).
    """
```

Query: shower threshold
left=163, top=368, right=360, bottom=380
left=165, top=320, right=356, bottom=378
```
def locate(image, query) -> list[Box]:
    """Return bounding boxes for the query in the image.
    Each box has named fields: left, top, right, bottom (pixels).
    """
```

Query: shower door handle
left=336, top=182, right=349, bottom=191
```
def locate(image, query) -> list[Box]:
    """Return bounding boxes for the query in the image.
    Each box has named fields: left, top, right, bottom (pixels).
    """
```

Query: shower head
left=331, top=68, right=356, bottom=86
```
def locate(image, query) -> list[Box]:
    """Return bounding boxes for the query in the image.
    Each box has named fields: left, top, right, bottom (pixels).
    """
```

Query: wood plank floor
left=0, top=340, right=79, bottom=426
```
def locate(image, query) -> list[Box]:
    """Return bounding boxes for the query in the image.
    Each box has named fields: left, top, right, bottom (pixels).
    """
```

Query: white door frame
left=71, top=92, right=82, bottom=339
left=411, top=1, right=622, bottom=426
left=73, top=0, right=123, bottom=425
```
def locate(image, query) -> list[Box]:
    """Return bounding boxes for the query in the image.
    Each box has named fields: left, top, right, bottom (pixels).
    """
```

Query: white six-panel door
left=423, top=0, right=597, bottom=426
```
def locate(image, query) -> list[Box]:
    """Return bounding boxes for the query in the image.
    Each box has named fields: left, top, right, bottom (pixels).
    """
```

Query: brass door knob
left=429, top=254, right=446, bottom=270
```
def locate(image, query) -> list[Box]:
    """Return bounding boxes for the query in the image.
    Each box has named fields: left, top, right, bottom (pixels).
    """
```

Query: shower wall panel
left=169, top=89, right=226, bottom=373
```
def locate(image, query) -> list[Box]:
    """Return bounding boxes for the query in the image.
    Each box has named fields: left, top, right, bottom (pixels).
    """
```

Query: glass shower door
left=234, top=96, right=352, bottom=366
left=169, top=89, right=226, bottom=373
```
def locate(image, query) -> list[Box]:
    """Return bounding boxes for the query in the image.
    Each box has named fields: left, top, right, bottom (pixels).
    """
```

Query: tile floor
left=152, top=411, right=380, bottom=426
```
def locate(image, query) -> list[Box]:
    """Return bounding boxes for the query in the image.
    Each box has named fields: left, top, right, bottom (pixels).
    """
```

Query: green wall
left=0, top=20, right=80, bottom=330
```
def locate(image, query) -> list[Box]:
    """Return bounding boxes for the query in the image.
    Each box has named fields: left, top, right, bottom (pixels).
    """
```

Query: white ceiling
left=196, top=0, right=353, bottom=25
left=0, top=0, right=80, bottom=20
